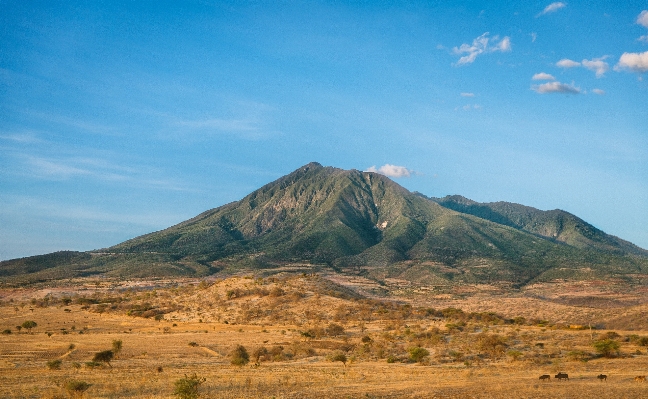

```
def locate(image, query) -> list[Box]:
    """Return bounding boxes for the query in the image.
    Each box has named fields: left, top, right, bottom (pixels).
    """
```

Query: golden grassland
left=1, top=275, right=648, bottom=398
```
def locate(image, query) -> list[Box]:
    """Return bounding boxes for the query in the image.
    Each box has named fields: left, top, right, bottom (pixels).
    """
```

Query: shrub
left=252, top=346, right=269, bottom=363
left=506, top=350, right=523, bottom=361
left=326, top=323, right=345, bottom=337
left=47, top=359, right=63, bottom=370
left=21, top=320, right=37, bottom=333
left=174, top=373, right=206, bottom=399
left=112, top=340, right=123, bottom=357
left=408, top=346, right=430, bottom=363
left=188, top=342, right=199, bottom=347
left=1, top=329, right=11, bottom=335
left=84, top=361, right=102, bottom=369
left=330, top=351, right=347, bottom=366
left=65, top=380, right=91, bottom=398
left=92, top=350, right=114, bottom=367
left=230, top=345, right=249, bottom=366
left=361, top=335, right=372, bottom=343
left=593, top=339, right=620, bottom=358
left=478, top=333, right=508, bottom=358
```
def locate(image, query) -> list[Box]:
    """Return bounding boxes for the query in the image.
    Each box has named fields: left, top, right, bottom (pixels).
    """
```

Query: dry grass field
left=1, top=274, right=648, bottom=398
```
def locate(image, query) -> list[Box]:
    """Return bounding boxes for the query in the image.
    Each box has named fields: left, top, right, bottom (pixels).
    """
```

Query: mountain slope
left=1, top=163, right=647, bottom=285
left=433, top=195, right=648, bottom=256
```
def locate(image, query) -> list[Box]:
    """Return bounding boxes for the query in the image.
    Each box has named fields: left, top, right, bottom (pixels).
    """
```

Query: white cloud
left=556, top=58, right=580, bottom=68
left=497, top=36, right=512, bottom=52
left=365, top=164, right=414, bottom=178
left=530, top=32, right=537, bottom=42
left=460, top=92, right=475, bottom=97
left=615, top=51, right=648, bottom=73
left=538, top=2, right=566, bottom=16
left=531, top=81, right=581, bottom=94
left=452, top=33, right=512, bottom=66
left=637, top=10, right=648, bottom=28
left=581, top=57, right=609, bottom=77
left=592, top=89, right=605, bottom=95
left=532, top=72, right=556, bottom=80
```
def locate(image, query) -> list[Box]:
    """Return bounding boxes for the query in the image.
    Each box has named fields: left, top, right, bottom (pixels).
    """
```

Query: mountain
left=2, top=162, right=647, bottom=286
left=432, top=195, right=648, bottom=256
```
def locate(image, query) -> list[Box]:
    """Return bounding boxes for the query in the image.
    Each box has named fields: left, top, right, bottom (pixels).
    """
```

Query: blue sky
left=1, top=1, right=647, bottom=260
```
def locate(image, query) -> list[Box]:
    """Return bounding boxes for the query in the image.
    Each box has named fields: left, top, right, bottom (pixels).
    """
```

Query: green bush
left=112, top=340, right=123, bottom=357
left=21, top=320, right=37, bottom=333
left=174, top=373, right=206, bottom=399
left=47, top=359, right=62, bottom=370
left=593, top=339, right=620, bottom=358
left=230, top=345, right=249, bottom=366
left=330, top=351, right=347, bottom=366
left=92, top=350, right=114, bottom=367
left=408, top=346, right=430, bottom=363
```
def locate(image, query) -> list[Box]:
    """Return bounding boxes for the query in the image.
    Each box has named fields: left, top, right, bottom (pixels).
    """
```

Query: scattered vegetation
left=173, top=373, right=206, bottom=399
left=230, top=345, right=250, bottom=366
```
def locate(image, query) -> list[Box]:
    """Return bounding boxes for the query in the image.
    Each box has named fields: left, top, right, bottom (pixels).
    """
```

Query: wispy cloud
left=20, top=155, right=190, bottom=191
left=176, top=118, right=259, bottom=131
left=556, top=58, right=580, bottom=68
left=639, top=35, right=648, bottom=43
left=532, top=72, right=556, bottom=81
left=582, top=56, right=609, bottom=77
left=452, top=32, right=512, bottom=66
left=538, top=2, right=566, bottom=17
left=637, top=10, right=648, bottom=28
left=460, top=92, right=475, bottom=97
left=0, top=195, right=186, bottom=229
left=0, top=132, right=46, bottom=144
left=592, top=89, right=605, bottom=95
left=531, top=81, right=580, bottom=94
left=455, top=104, right=482, bottom=111
left=614, top=51, right=648, bottom=73
left=365, top=164, right=415, bottom=178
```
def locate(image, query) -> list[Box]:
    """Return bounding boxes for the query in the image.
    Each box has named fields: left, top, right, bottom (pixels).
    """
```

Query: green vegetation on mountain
left=1, top=162, right=647, bottom=286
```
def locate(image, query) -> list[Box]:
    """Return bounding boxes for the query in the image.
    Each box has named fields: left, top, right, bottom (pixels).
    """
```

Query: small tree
left=112, top=340, right=123, bottom=357
left=65, top=380, right=91, bottom=398
left=326, top=323, right=345, bottom=337
left=330, top=351, right=347, bottom=366
left=593, top=339, right=620, bottom=358
left=230, top=345, right=249, bottom=366
left=21, top=320, right=37, bottom=334
left=92, top=350, right=114, bottom=367
left=174, top=373, right=206, bottom=399
left=408, top=346, right=430, bottom=363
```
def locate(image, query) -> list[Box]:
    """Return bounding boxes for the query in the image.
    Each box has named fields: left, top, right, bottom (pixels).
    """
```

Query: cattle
left=539, top=374, right=550, bottom=381
left=597, top=374, right=607, bottom=382
left=635, top=376, right=646, bottom=383
left=554, top=372, right=569, bottom=381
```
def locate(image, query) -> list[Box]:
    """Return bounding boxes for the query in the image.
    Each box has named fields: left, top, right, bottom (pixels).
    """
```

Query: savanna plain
left=1, top=273, right=648, bottom=399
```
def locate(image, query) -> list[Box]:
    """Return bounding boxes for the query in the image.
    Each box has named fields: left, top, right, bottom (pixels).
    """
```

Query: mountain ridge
left=1, top=162, right=646, bottom=286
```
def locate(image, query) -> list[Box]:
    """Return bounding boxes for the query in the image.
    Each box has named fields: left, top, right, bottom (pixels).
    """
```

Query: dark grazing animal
left=597, top=374, right=607, bottom=382
left=539, top=375, right=550, bottom=381
left=635, top=376, right=646, bottom=383
left=555, top=372, right=569, bottom=381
